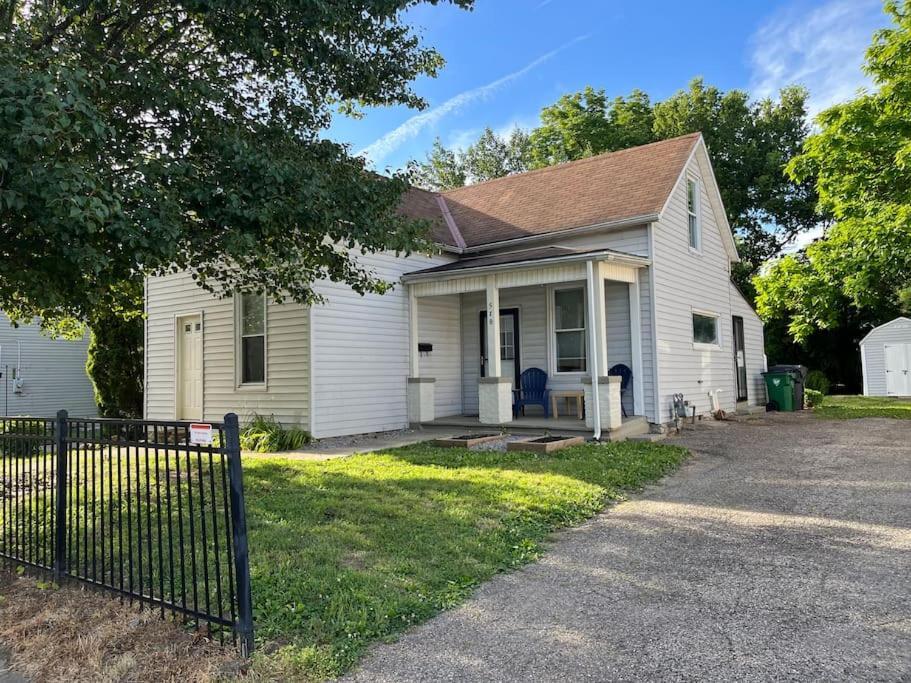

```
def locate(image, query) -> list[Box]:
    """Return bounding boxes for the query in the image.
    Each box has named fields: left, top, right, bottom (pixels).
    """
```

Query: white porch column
left=479, top=275, right=512, bottom=424
left=593, top=262, right=608, bottom=374
left=485, top=275, right=501, bottom=378
left=406, top=286, right=434, bottom=423
left=585, top=261, right=603, bottom=438
left=408, top=286, right=420, bottom=378
left=628, top=274, right=645, bottom=416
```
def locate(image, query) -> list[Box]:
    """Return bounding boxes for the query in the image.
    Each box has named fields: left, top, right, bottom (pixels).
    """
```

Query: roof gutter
left=401, top=250, right=651, bottom=284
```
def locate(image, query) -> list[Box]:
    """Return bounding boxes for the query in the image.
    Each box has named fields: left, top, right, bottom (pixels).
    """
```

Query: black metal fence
left=0, top=411, right=253, bottom=655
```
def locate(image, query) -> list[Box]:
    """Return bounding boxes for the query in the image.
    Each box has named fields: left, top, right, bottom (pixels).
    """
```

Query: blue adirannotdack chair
left=513, top=367, right=550, bottom=418
left=608, top=363, right=632, bottom=417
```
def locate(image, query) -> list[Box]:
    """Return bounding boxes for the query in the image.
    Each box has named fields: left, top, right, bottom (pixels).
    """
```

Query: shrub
left=0, top=420, right=51, bottom=457
left=240, top=414, right=311, bottom=453
left=805, top=370, right=831, bottom=395
left=805, top=388, right=825, bottom=408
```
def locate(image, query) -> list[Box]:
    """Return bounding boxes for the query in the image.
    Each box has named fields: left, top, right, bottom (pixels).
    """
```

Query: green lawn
left=244, top=441, right=687, bottom=679
left=813, top=394, right=911, bottom=420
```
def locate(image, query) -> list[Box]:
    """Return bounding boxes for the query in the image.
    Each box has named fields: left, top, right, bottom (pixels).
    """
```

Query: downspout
left=585, top=260, right=601, bottom=440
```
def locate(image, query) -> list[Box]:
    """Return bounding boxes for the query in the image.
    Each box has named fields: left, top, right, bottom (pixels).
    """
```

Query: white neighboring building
left=144, top=133, right=767, bottom=438
left=0, top=313, right=97, bottom=417
left=860, top=317, right=911, bottom=397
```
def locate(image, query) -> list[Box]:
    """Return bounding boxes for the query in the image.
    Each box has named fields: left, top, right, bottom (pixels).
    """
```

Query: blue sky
left=331, top=0, right=888, bottom=173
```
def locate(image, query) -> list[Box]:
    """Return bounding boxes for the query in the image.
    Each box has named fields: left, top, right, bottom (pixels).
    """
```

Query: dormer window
left=687, top=179, right=700, bottom=251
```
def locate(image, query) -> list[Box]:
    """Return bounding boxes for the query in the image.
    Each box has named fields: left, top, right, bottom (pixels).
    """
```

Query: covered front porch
left=402, top=246, right=652, bottom=439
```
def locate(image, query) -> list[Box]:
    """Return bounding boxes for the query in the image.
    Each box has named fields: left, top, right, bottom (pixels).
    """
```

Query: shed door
left=885, top=343, right=911, bottom=396
left=178, top=315, right=203, bottom=419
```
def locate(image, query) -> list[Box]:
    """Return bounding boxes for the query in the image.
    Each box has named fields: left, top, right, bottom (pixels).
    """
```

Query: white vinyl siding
left=0, top=313, right=96, bottom=417
left=417, top=295, right=462, bottom=418
left=860, top=317, right=911, bottom=396
left=651, top=151, right=744, bottom=421
left=145, top=272, right=310, bottom=426
left=309, top=250, right=458, bottom=438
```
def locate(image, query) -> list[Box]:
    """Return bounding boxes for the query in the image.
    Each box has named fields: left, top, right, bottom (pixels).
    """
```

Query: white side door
left=177, top=315, right=203, bottom=419
left=884, top=343, right=911, bottom=396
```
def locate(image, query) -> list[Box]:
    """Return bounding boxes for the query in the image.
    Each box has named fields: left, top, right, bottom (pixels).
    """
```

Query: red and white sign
left=189, top=423, right=213, bottom=446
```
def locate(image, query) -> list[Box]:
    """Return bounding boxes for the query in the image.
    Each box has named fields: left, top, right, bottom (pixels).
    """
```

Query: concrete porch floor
left=422, top=414, right=650, bottom=440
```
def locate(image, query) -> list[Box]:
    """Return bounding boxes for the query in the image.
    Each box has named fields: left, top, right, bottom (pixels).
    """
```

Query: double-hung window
left=239, top=293, right=266, bottom=384
left=554, top=288, right=586, bottom=372
left=687, top=179, right=700, bottom=250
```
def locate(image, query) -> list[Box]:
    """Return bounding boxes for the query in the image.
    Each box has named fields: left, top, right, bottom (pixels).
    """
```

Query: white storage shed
left=860, top=317, right=911, bottom=397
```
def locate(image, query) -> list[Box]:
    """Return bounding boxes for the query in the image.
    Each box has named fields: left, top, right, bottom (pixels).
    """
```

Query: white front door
left=885, top=343, right=911, bottom=396
left=178, top=315, right=203, bottom=419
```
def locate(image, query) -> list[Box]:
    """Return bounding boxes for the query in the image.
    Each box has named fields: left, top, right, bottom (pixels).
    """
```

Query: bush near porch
left=812, top=395, right=911, bottom=420
left=244, top=440, right=686, bottom=680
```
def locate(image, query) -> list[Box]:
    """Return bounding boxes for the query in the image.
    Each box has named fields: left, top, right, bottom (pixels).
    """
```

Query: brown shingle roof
left=397, top=133, right=701, bottom=250
left=395, top=186, right=459, bottom=248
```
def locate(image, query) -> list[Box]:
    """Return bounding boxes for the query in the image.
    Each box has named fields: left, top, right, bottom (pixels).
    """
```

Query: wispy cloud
left=358, top=34, right=589, bottom=165
left=749, top=0, right=886, bottom=118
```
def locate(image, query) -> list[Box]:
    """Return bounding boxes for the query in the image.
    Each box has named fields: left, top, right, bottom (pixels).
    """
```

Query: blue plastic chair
left=513, top=368, right=550, bottom=418
left=608, top=363, right=632, bottom=417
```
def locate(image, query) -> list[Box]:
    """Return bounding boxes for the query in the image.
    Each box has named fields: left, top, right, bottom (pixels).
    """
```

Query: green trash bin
left=763, top=371, right=795, bottom=411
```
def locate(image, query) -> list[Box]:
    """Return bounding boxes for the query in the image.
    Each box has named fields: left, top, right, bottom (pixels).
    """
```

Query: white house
left=143, top=133, right=766, bottom=439
left=860, top=317, right=911, bottom=397
left=0, top=313, right=97, bottom=417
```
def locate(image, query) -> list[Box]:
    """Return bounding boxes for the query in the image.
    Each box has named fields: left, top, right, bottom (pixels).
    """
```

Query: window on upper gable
left=687, top=179, right=701, bottom=251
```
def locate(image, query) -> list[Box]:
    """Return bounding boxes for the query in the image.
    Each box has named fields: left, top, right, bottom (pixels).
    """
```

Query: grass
left=243, top=440, right=687, bottom=679
left=813, top=394, right=911, bottom=420
left=1, top=439, right=686, bottom=681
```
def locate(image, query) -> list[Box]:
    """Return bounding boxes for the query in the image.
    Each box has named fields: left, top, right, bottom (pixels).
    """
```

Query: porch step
left=601, top=416, right=650, bottom=442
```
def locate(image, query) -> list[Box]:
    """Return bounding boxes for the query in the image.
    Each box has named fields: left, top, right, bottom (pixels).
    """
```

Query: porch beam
left=485, top=275, right=501, bottom=377
left=408, top=285, right=419, bottom=377
left=629, top=274, right=645, bottom=416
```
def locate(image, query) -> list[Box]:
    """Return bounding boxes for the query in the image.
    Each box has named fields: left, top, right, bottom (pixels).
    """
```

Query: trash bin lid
left=767, top=364, right=808, bottom=378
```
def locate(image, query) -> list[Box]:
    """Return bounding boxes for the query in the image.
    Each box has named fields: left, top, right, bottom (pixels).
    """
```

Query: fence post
left=224, top=413, right=254, bottom=656
left=53, top=410, right=68, bottom=580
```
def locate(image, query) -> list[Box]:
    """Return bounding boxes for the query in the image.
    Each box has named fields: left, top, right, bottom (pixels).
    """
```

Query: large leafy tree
left=527, top=87, right=655, bottom=167
left=755, top=1, right=911, bottom=352
left=414, top=126, right=529, bottom=189
left=0, top=0, right=472, bottom=328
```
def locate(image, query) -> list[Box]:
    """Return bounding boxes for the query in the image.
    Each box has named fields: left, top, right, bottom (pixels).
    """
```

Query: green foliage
left=0, top=0, right=473, bottom=328
left=804, top=388, right=825, bottom=408
left=0, top=420, right=49, bottom=457
left=415, top=79, right=818, bottom=292
left=414, top=127, right=530, bottom=189
left=240, top=414, right=311, bottom=453
left=243, top=440, right=687, bottom=678
left=85, top=281, right=143, bottom=417
left=755, top=2, right=911, bottom=347
left=805, top=370, right=831, bottom=395
left=813, top=395, right=911, bottom=420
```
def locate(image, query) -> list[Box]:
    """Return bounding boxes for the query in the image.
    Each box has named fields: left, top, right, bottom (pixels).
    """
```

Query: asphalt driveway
left=346, top=413, right=911, bottom=681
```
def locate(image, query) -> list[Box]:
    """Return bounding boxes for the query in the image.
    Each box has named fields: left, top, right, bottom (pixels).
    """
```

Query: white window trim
left=687, top=177, right=702, bottom=254
left=548, top=284, right=588, bottom=375
left=235, top=293, right=268, bottom=391
left=692, top=308, right=721, bottom=350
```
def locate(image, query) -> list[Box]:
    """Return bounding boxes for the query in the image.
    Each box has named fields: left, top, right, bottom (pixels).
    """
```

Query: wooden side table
left=550, top=390, right=585, bottom=419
